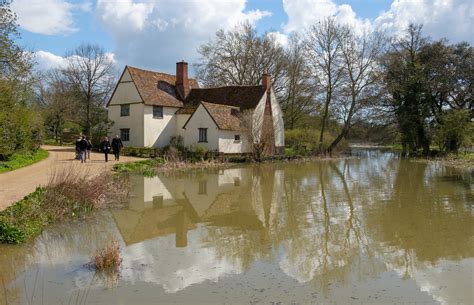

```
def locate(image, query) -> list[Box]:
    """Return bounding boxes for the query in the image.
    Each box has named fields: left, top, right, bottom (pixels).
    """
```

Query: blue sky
left=10, top=0, right=474, bottom=73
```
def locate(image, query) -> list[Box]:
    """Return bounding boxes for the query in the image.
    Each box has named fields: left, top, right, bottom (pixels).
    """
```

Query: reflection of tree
left=365, top=160, right=474, bottom=277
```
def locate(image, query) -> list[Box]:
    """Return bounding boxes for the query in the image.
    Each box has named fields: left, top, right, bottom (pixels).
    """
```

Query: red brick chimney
left=262, top=73, right=272, bottom=91
left=176, top=61, right=190, bottom=99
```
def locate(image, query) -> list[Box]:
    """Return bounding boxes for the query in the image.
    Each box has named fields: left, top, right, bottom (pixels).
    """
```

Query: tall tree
left=382, top=24, right=431, bottom=156
left=304, top=18, right=346, bottom=153
left=327, top=29, right=387, bottom=153
left=62, top=44, right=116, bottom=137
left=194, top=22, right=287, bottom=93
left=0, top=0, right=41, bottom=159
left=280, top=34, right=315, bottom=129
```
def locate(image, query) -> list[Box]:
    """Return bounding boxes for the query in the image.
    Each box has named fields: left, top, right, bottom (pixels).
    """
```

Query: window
left=198, top=180, right=207, bottom=195
left=198, top=128, right=207, bottom=143
left=153, top=105, right=163, bottom=119
left=120, top=128, right=130, bottom=142
left=120, top=104, right=130, bottom=116
left=234, top=134, right=240, bottom=142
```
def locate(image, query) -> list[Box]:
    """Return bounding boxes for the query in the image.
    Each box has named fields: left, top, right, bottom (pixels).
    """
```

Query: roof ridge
left=127, top=65, right=198, bottom=81
left=193, top=85, right=264, bottom=90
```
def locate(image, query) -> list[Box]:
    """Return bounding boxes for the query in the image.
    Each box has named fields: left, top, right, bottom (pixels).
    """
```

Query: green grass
left=0, top=149, right=49, bottom=173
left=43, top=139, right=74, bottom=146
left=0, top=187, right=48, bottom=244
left=113, top=159, right=164, bottom=177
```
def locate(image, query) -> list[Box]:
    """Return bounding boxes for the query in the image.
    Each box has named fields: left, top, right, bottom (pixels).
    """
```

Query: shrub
left=92, top=239, right=122, bottom=271
left=122, top=146, right=158, bottom=158
left=285, top=128, right=349, bottom=156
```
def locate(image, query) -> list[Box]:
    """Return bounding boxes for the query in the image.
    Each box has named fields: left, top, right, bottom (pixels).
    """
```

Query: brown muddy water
left=0, top=149, right=473, bottom=305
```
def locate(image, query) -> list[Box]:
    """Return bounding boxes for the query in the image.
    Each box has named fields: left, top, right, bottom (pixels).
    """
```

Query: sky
left=9, top=0, right=474, bottom=74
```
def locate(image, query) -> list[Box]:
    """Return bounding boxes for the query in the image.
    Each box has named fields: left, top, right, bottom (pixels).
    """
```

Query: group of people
left=75, top=135, right=124, bottom=163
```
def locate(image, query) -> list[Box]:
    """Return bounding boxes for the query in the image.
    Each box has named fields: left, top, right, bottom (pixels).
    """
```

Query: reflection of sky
left=2, top=151, right=473, bottom=304
left=119, top=226, right=243, bottom=293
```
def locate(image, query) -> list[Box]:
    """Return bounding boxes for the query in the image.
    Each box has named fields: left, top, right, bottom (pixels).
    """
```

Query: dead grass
left=92, top=239, right=122, bottom=271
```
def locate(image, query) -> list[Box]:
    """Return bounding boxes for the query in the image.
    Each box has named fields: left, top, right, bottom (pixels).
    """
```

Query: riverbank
left=0, top=168, right=128, bottom=244
left=413, top=152, right=474, bottom=170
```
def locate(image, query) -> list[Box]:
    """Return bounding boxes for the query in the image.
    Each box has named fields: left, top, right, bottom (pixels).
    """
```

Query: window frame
left=120, top=128, right=130, bottom=142
left=234, top=134, right=241, bottom=143
left=120, top=104, right=130, bottom=117
left=153, top=105, right=163, bottom=119
left=198, top=128, right=208, bottom=143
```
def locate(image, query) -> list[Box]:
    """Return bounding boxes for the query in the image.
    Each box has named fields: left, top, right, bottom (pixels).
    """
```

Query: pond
left=0, top=149, right=473, bottom=305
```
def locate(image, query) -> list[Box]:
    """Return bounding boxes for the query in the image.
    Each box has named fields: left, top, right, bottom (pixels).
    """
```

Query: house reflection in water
left=111, top=167, right=284, bottom=248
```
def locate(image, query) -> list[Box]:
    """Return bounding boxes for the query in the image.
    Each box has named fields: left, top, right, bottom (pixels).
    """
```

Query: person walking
left=75, top=136, right=82, bottom=160
left=86, top=137, right=93, bottom=160
left=101, top=137, right=111, bottom=162
left=111, top=135, right=123, bottom=161
left=78, top=136, right=88, bottom=163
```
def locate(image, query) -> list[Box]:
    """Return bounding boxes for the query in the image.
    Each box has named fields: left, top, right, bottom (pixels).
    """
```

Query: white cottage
left=107, top=61, right=284, bottom=154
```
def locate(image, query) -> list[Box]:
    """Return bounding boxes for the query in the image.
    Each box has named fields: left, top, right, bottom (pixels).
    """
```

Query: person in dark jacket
left=85, top=137, right=93, bottom=160
left=101, top=137, right=111, bottom=162
left=111, top=135, right=123, bottom=161
left=78, top=136, right=88, bottom=163
left=75, top=136, right=82, bottom=160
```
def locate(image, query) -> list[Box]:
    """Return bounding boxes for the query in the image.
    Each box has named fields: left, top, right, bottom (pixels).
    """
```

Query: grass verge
left=112, top=158, right=234, bottom=177
left=0, top=149, right=48, bottom=173
left=0, top=166, right=129, bottom=244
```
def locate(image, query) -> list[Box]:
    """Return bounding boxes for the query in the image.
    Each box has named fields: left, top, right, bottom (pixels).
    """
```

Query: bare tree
left=36, top=69, right=79, bottom=144
left=63, top=44, right=116, bottom=137
left=305, top=18, right=347, bottom=153
left=327, top=29, right=387, bottom=153
left=280, top=34, right=315, bottom=129
left=194, top=22, right=287, bottom=94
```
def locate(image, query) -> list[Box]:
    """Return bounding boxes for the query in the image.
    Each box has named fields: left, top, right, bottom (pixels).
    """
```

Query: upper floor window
left=234, top=134, right=240, bottom=142
left=153, top=105, right=163, bottom=119
left=120, top=104, right=130, bottom=117
left=120, top=128, right=130, bottom=142
left=198, top=128, right=208, bottom=143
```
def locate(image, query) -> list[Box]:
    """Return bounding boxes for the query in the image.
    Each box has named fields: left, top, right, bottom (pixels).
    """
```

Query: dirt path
left=0, top=145, right=142, bottom=211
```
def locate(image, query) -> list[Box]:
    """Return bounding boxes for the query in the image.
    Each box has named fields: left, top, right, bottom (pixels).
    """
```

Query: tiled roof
left=184, top=86, right=266, bottom=110
left=127, top=66, right=199, bottom=108
left=201, top=102, right=241, bottom=131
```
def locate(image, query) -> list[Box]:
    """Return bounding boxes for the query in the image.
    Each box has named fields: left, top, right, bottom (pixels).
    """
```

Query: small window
left=198, top=180, right=207, bottom=195
left=153, top=105, right=163, bottom=119
left=120, top=128, right=130, bottom=142
left=120, top=104, right=130, bottom=116
left=198, top=128, right=207, bottom=143
left=234, top=134, right=240, bottom=142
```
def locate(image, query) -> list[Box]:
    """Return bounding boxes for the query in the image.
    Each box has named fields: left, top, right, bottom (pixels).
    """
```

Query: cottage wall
left=108, top=103, right=144, bottom=147
left=182, top=104, right=219, bottom=151
left=218, top=130, right=250, bottom=153
left=270, top=88, right=285, bottom=149
left=143, top=106, right=178, bottom=148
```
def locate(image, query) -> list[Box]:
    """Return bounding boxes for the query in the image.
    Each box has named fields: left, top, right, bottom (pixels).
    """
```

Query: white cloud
left=281, top=0, right=473, bottom=44
left=282, top=0, right=372, bottom=35
left=35, top=51, right=68, bottom=70
left=34, top=51, right=117, bottom=71
left=10, top=0, right=90, bottom=35
left=374, top=0, right=474, bottom=43
left=96, top=0, right=272, bottom=73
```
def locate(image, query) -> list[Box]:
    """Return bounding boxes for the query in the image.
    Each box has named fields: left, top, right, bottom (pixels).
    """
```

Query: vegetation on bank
left=92, top=239, right=122, bottom=271
left=0, top=168, right=128, bottom=244
left=0, top=148, right=48, bottom=173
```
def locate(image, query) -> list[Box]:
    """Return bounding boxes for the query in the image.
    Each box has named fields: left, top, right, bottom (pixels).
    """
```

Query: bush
left=92, top=239, right=122, bottom=271
left=121, top=146, right=157, bottom=158
left=285, top=128, right=349, bottom=156
left=433, top=109, right=474, bottom=153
